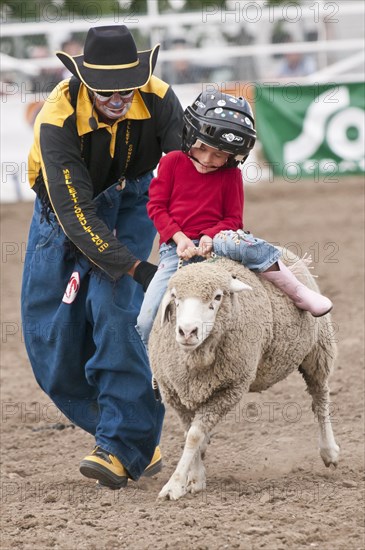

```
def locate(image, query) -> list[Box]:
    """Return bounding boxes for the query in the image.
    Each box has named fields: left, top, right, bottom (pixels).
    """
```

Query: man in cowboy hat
left=22, top=25, right=184, bottom=489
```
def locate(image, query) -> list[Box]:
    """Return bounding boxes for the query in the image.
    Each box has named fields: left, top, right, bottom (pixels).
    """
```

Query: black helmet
left=182, top=91, right=256, bottom=165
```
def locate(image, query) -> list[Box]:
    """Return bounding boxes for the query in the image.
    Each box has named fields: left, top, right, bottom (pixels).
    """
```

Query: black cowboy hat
left=56, top=25, right=160, bottom=92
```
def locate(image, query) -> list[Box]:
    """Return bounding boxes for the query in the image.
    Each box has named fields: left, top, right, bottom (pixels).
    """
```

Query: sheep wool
left=149, top=251, right=339, bottom=500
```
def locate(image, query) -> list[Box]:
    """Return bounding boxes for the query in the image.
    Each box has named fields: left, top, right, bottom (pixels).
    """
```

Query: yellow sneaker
left=142, top=445, right=162, bottom=477
left=80, top=446, right=163, bottom=489
left=79, top=446, right=128, bottom=489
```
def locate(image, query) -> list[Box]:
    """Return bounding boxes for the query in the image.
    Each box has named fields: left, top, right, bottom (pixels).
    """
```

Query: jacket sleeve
left=199, top=169, right=244, bottom=238
left=154, top=86, right=184, bottom=153
left=38, top=120, right=138, bottom=280
left=147, top=154, right=182, bottom=243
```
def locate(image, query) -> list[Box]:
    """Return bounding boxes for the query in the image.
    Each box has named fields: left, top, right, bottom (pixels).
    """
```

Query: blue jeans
left=213, top=229, right=280, bottom=272
left=21, top=174, right=165, bottom=480
left=136, top=230, right=280, bottom=347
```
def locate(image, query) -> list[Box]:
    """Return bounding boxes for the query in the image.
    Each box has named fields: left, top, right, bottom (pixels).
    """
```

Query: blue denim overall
left=21, top=174, right=165, bottom=480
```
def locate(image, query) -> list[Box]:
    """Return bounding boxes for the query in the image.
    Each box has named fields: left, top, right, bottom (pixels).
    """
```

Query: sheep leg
left=158, top=423, right=205, bottom=500
left=300, top=349, right=340, bottom=467
left=159, top=384, right=245, bottom=500
left=187, top=435, right=209, bottom=494
left=317, top=401, right=340, bottom=467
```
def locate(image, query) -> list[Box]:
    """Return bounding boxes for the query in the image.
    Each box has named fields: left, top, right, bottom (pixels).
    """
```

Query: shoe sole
left=142, top=459, right=162, bottom=477
left=96, top=460, right=163, bottom=489
left=312, top=305, right=333, bottom=317
left=80, top=457, right=162, bottom=489
left=79, top=460, right=128, bottom=489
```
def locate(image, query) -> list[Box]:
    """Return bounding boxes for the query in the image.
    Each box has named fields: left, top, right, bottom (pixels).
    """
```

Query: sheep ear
left=229, top=277, right=252, bottom=293
left=160, top=289, right=174, bottom=326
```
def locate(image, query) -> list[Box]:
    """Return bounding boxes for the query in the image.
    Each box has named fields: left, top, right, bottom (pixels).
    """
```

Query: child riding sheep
left=137, top=91, right=333, bottom=347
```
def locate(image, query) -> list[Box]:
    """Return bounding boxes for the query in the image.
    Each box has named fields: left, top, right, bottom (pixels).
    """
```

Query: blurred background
left=1, top=0, right=364, bottom=201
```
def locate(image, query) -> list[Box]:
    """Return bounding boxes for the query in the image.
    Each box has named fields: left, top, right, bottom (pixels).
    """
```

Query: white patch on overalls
left=62, top=271, right=80, bottom=304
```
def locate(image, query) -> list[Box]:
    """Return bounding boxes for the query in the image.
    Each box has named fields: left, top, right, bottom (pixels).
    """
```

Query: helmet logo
left=217, top=100, right=226, bottom=106
left=222, top=132, right=243, bottom=143
left=195, top=100, right=206, bottom=109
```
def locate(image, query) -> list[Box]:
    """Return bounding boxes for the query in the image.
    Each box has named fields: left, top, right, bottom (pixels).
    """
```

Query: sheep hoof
left=158, top=479, right=187, bottom=500
left=320, top=444, right=340, bottom=468
left=188, top=479, right=206, bottom=494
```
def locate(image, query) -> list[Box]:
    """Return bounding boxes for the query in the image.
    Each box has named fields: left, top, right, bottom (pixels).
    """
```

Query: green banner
left=255, top=82, right=365, bottom=179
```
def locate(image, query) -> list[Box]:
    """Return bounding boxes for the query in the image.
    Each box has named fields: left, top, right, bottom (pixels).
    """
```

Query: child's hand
left=173, top=232, right=213, bottom=260
left=180, top=236, right=213, bottom=260
left=173, top=232, right=196, bottom=257
left=180, top=246, right=201, bottom=260
left=199, top=235, right=213, bottom=257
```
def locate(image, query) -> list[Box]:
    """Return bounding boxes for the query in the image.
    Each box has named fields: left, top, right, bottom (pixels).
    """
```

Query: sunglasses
left=94, top=89, right=135, bottom=100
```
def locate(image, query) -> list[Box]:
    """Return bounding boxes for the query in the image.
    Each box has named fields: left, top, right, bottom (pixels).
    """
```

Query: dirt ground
left=1, top=175, right=364, bottom=550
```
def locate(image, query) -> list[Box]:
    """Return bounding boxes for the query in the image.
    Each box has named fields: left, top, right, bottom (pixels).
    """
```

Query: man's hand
left=132, top=261, right=158, bottom=292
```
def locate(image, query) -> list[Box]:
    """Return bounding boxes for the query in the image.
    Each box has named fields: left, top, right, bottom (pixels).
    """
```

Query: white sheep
left=148, top=251, right=340, bottom=500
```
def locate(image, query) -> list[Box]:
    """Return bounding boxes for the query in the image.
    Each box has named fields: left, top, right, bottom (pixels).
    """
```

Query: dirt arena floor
left=1, top=175, right=364, bottom=550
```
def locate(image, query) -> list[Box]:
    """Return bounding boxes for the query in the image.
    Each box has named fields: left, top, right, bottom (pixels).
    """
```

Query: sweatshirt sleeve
left=38, top=119, right=138, bottom=280
left=147, top=153, right=182, bottom=243
left=199, top=169, right=244, bottom=238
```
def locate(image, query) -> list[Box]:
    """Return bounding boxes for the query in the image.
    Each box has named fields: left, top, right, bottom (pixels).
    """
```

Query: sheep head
left=160, top=261, right=251, bottom=351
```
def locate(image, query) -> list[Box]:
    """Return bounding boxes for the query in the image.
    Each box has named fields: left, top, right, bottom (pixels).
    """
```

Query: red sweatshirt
left=147, top=151, right=244, bottom=244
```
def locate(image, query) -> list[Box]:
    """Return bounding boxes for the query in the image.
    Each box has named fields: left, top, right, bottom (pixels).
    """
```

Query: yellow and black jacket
left=28, top=76, right=183, bottom=279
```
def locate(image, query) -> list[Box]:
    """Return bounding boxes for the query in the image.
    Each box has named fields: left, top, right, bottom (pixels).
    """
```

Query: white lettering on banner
left=284, top=86, right=365, bottom=168
left=326, top=107, right=365, bottom=160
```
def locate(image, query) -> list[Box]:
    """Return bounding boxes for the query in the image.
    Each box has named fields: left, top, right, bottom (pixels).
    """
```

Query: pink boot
left=261, top=260, right=333, bottom=317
